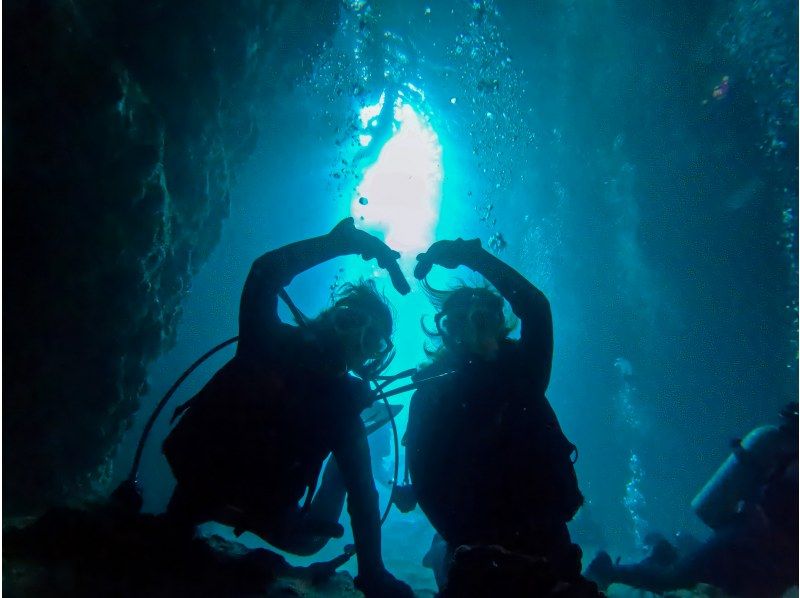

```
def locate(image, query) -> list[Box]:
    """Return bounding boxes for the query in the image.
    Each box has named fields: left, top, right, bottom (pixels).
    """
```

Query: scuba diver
left=585, top=403, right=799, bottom=597
left=162, top=218, right=413, bottom=598
left=402, top=238, right=590, bottom=592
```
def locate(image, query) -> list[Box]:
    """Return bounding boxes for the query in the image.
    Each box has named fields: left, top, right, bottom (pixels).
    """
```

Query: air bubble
left=488, top=232, right=507, bottom=253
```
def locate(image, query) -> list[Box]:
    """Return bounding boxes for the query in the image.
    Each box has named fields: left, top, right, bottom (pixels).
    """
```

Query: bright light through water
left=351, top=97, right=442, bottom=256
left=344, top=95, right=444, bottom=565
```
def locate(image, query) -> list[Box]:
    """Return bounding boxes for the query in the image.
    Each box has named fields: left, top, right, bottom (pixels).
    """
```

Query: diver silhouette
left=403, top=238, right=594, bottom=594
left=585, top=403, right=799, bottom=597
left=162, top=218, right=413, bottom=597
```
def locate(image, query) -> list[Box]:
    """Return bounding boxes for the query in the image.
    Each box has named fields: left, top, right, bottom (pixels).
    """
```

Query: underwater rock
left=2, top=506, right=373, bottom=597
left=4, top=0, right=338, bottom=516
left=661, top=585, right=733, bottom=598
left=440, top=544, right=604, bottom=597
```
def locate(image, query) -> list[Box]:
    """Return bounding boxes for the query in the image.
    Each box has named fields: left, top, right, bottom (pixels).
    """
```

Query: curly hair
left=325, top=278, right=395, bottom=338
left=420, top=278, right=517, bottom=360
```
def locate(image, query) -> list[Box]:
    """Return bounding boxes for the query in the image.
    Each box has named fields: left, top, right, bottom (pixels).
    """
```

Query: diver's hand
left=354, top=568, right=414, bottom=598
left=414, top=238, right=482, bottom=279
left=584, top=551, right=615, bottom=591
left=328, top=218, right=411, bottom=295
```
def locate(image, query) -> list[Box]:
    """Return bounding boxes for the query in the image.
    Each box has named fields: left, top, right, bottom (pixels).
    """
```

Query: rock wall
left=4, top=0, right=338, bottom=515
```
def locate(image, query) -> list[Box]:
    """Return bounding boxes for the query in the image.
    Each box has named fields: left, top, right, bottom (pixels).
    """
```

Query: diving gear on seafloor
left=691, top=419, right=796, bottom=529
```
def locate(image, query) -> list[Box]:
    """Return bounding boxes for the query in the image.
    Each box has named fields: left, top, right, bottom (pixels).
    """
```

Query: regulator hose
left=127, top=335, right=239, bottom=483
left=122, top=287, right=443, bottom=575
left=376, top=382, right=401, bottom=525
left=127, top=289, right=308, bottom=483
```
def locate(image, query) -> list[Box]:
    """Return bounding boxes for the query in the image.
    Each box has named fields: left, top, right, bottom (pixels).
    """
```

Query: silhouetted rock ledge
left=2, top=506, right=405, bottom=597
left=2, top=504, right=609, bottom=597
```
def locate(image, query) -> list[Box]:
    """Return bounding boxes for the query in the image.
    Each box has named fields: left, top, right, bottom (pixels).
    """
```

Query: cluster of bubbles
left=613, top=357, right=642, bottom=432
left=520, top=220, right=557, bottom=294
left=614, top=357, right=650, bottom=550
left=718, top=0, right=798, bottom=371
left=623, top=451, right=650, bottom=551
left=718, top=0, right=797, bottom=159
left=328, top=267, right=347, bottom=303
left=476, top=200, right=496, bottom=226
left=306, top=0, right=542, bottom=263
left=445, top=0, right=534, bottom=253
left=304, top=1, right=427, bottom=202
left=780, top=197, right=798, bottom=367
left=518, top=181, right=566, bottom=297
left=605, top=158, right=660, bottom=326
left=487, top=231, right=507, bottom=253
left=304, top=36, right=362, bottom=198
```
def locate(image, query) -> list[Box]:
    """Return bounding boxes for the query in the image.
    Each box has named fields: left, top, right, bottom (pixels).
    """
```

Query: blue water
left=113, top=0, right=798, bottom=591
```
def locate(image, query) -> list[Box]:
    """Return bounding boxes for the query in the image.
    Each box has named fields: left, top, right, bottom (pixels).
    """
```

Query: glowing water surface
left=351, top=98, right=443, bottom=256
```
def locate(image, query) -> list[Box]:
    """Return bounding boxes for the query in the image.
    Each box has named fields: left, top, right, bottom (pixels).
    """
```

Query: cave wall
left=3, top=0, right=338, bottom=515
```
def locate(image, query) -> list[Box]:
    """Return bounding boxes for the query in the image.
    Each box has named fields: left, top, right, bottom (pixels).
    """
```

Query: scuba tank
left=691, top=424, right=793, bottom=529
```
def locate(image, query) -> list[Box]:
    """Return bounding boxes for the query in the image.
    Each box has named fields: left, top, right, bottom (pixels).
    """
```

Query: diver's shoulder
left=237, top=322, right=302, bottom=354
left=415, top=349, right=469, bottom=375
left=412, top=362, right=435, bottom=381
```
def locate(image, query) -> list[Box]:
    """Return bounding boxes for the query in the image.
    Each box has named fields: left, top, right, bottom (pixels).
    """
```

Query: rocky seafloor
left=3, top=503, right=599, bottom=597
left=6, top=503, right=781, bottom=598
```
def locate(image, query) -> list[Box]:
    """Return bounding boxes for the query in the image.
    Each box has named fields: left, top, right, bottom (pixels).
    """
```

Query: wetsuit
left=588, top=455, right=798, bottom=597
left=405, top=248, right=583, bottom=579
left=163, top=233, right=383, bottom=571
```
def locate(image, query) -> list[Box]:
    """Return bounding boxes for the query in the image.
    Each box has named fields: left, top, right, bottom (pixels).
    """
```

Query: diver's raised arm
left=239, top=218, right=410, bottom=347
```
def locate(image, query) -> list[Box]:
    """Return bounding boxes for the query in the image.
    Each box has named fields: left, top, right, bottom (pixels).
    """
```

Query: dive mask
left=435, top=297, right=504, bottom=347
left=332, top=304, right=394, bottom=378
